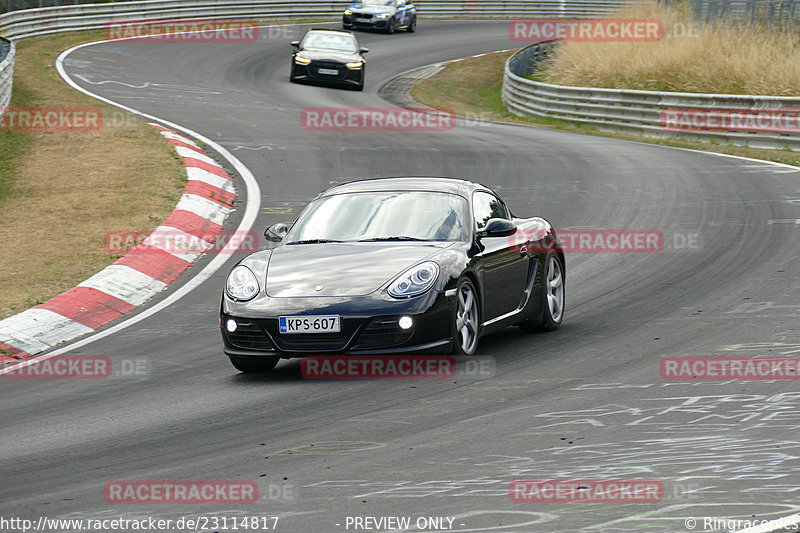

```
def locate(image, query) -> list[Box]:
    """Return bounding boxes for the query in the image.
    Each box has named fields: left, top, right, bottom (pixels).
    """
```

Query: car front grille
left=352, top=317, right=414, bottom=350
left=226, top=320, right=274, bottom=350
left=230, top=316, right=416, bottom=353
left=309, top=61, right=347, bottom=80
left=263, top=319, right=360, bottom=353
left=354, top=13, right=373, bottom=19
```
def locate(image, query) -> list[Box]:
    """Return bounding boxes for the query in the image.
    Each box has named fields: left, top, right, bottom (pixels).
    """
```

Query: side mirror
left=265, top=223, right=289, bottom=242
left=290, top=40, right=300, bottom=48
left=359, top=47, right=369, bottom=54
left=477, top=218, right=517, bottom=239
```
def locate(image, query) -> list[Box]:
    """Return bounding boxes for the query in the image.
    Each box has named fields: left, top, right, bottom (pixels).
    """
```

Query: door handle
left=519, top=245, right=528, bottom=256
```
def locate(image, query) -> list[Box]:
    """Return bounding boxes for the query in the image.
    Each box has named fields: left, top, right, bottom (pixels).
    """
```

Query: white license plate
left=279, top=315, right=341, bottom=334
left=318, top=68, right=339, bottom=75
left=355, top=18, right=370, bottom=22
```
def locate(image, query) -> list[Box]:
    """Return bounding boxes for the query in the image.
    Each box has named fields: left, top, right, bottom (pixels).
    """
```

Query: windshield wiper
left=286, top=239, right=344, bottom=245
left=357, top=236, right=427, bottom=242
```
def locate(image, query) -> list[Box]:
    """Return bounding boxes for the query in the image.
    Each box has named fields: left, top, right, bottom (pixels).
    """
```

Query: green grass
left=0, top=80, right=36, bottom=201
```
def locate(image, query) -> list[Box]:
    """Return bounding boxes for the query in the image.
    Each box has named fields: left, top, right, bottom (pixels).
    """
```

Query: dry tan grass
left=0, top=32, right=186, bottom=319
left=540, top=2, right=800, bottom=95
left=410, top=50, right=800, bottom=167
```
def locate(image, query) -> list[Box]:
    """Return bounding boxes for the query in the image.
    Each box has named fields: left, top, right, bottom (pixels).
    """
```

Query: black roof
left=319, top=177, right=487, bottom=199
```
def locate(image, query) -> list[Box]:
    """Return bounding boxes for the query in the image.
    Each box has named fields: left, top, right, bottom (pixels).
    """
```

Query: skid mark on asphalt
left=73, top=74, right=222, bottom=94
left=266, top=441, right=387, bottom=456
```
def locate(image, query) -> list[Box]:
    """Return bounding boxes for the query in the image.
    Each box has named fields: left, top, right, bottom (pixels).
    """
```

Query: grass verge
left=0, top=20, right=343, bottom=322
left=410, top=51, right=800, bottom=168
left=539, top=1, right=800, bottom=95
left=0, top=30, right=187, bottom=319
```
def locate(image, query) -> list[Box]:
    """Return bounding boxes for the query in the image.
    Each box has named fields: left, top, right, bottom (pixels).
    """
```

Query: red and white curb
left=0, top=124, right=234, bottom=365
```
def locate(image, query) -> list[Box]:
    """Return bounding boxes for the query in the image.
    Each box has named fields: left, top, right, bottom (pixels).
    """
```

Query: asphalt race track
left=2, top=20, right=800, bottom=533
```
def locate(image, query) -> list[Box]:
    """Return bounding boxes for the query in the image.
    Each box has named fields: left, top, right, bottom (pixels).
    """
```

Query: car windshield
left=302, top=32, right=358, bottom=53
left=356, top=0, right=396, bottom=6
left=285, top=191, right=469, bottom=243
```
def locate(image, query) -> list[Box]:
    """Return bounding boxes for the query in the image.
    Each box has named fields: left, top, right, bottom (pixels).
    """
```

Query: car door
left=406, top=0, right=415, bottom=22
left=472, top=191, right=530, bottom=322
left=394, top=0, right=407, bottom=26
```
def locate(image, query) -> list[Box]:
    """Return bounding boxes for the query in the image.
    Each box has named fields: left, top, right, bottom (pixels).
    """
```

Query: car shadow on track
left=225, top=325, right=568, bottom=385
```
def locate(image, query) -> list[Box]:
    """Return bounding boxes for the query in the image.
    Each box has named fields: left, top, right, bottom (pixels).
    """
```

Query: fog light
left=226, top=319, right=237, bottom=332
left=398, top=316, right=413, bottom=330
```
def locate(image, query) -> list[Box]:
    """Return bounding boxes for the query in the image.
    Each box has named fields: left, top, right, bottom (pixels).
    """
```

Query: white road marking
left=0, top=37, right=262, bottom=367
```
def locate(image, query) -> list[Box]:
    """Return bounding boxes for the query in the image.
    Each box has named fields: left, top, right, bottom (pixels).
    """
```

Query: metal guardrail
left=0, top=0, right=635, bottom=15
left=502, top=42, right=800, bottom=151
left=660, top=0, right=800, bottom=28
left=0, top=36, right=13, bottom=122
left=0, top=0, right=636, bottom=122
left=0, top=0, right=637, bottom=39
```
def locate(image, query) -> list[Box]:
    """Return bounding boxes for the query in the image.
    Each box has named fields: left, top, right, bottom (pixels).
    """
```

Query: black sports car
left=290, top=29, right=367, bottom=91
left=343, top=0, right=417, bottom=33
left=220, top=177, right=565, bottom=373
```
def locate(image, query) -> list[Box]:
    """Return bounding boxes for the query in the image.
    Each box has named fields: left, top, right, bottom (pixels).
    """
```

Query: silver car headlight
left=388, top=261, right=439, bottom=298
left=226, top=265, right=259, bottom=301
left=344, top=8, right=352, bottom=14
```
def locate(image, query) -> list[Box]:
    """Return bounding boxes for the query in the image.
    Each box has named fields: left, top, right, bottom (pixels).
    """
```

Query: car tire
left=451, top=277, right=480, bottom=355
left=229, top=356, right=279, bottom=373
left=407, top=18, right=416, bottom=32
left=519, top=250, right=564, bottom=332
left=386, top=18, right=396, bottom=34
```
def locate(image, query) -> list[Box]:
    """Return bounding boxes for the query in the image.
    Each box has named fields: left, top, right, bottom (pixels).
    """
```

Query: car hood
left=350, top=5, right=395, bottom=14
left=297, top=48, right=362, bottom=63
left=266, top=242, right=446, bottom=297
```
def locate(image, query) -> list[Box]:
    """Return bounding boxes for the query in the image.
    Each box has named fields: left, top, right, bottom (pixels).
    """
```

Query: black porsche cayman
left=220, top=177, right=565, bottom=372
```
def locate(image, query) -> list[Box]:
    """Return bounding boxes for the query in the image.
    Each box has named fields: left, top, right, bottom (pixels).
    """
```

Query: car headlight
left=226, top=265, right=260, bottom=301
left=388, top=261, right=439, bottom=298
left=346, top=61, right=363, bottom=69
left=294, top=56, right=311, bottom=65
left=376, top=13, right=389, bottom=18
left=344, top=8, right=352, bottom=14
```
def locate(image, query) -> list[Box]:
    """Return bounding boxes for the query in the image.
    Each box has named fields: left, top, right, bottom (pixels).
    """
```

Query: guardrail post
left=0, top=37, right=14, bottom=123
